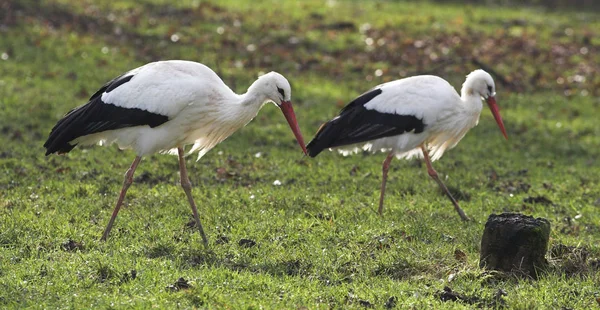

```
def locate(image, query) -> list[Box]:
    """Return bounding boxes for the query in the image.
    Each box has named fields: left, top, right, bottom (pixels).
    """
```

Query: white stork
left=306, top=69, right=508, bottom=220
left=44, top=60, right=307, bottom=245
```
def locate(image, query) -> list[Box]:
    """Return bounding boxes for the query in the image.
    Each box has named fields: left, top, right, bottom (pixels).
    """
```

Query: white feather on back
left=75, top=61, right=239, bottom=156
left=363, top=76, right=459, bottom=122
left=101, top=61, right=231, bottom=118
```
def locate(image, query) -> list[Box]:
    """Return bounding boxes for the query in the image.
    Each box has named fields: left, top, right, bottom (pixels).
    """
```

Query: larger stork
left=306, top=69, right=508, bottom=220
left=44, top=60, right=307, bottom=245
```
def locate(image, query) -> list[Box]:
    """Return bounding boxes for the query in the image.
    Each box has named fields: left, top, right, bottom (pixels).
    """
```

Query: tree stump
left=479, top=213, right=550, bottom=278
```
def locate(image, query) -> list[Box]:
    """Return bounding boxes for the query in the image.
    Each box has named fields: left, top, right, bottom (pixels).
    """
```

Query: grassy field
left=1, top=0, right=600, bottom=308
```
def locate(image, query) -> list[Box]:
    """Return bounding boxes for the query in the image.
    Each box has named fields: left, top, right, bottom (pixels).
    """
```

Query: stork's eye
left=277, top=87, right=285, bottom=98
left=487, top=85, right=493, bottom=93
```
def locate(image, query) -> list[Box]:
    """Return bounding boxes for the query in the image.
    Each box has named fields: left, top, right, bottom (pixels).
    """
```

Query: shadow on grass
left=183, top=249, right=316, bottom=278
left=373, top=259, right=432, bottom=280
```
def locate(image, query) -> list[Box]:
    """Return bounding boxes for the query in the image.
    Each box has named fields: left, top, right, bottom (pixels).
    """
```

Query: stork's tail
left=43, top=106, right=86, bottom=155
left=306, top=121, right=340, bottom=157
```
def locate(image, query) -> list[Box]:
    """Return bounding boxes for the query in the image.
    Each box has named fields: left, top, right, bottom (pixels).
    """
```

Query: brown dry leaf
left=454, top=249, right=467, bottom=262
left=215, top=167, right=235, bottom=181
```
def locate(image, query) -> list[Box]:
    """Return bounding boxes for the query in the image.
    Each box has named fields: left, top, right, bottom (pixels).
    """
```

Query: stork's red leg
left=378, top=152, right=395, bottom=216
left=177, top=147, right=209, bottom=247
left=101, top=156, right=142, bottom=241
left=420, top=145, right=469, bottom=221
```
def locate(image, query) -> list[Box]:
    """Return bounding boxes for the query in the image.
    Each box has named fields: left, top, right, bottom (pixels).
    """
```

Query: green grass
left=1, top=0, right=599, bottom=308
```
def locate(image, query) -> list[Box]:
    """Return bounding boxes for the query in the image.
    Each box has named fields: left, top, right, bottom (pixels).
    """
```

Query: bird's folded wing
left=307, top=88, right=425, bottom=157
left=43, top=70, right=169, bottom=155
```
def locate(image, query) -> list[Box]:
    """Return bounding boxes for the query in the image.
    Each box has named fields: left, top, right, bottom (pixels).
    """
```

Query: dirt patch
left=212, top=157, right=259, bottom=187
left=314, top=213, right=333, bottom=221
left=345, top=292, right=374, bottom=308
left=439, top=286, right=476, bottom=303
left=215, top=235, right=230, bottom=245
left=166, top=277, right=191, bottom=292
left=358, top=299, right=374, bottom=308
left=549, top=243, right=597, bottom=276
left=454, top=249, right=468, bottom=262
left=523, top=196, right=553, bottom=205
left=374, top=259, right=425, bottom=280
left=238, top=238, right=256, bottom=248
left=121, top=270, right=137, bottom=283
left=494, top=180, right=531, bottom=194
left=384, top=296, right=397, bottom=309
left=182, top=250, right=218, bottom=268
left=281, top=259, right=307, bottom=276
left=61, top=239, right=84, bottom=252
left=185, top=217, right=199, bottom=230
left=95, top=264, right=116, bottom=283
left=145, top=243, right=175, bottom=258
left=256, top=259, right=313, bottom=277
left=438, top=286, right=507, bottom=308
left=134, top=171, right=170, bottom=185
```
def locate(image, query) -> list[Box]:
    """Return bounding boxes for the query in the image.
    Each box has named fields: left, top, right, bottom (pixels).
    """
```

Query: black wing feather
left=44, top=73, right=169, bottom=155
left=88, top=73, right=134, bottom=100
left=306, top=88, right=425, bottom=157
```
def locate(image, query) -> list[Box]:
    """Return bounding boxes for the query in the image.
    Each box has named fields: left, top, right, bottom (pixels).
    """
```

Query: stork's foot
left=454, top=204, right=470, bottom=222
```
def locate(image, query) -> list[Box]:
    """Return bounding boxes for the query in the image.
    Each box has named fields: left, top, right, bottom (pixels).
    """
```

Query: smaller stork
left=306, top=69, right=508, bottom=220
left=44, top=60, right=307, bottom=245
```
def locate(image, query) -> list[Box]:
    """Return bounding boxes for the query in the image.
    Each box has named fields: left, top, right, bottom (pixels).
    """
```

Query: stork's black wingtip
left=305, top=140, right=322, bottom=158
left=306, top=148, right=320, bottom=158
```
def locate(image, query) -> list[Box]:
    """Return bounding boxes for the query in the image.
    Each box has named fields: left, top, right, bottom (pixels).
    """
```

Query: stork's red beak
left=280, top=101, right=308, bottom=155
left=486, top=96, right=508, bottom=140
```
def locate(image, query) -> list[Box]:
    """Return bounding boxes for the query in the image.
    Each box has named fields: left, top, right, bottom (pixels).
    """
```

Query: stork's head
left=255, top=71, right=292, bottom=105
left=251, top=72, right=307, bottom=155
left=463, top=69, right=508, bottom=140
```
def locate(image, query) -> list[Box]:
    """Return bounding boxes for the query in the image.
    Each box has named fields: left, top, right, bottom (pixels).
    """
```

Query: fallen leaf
left=454, top=249, right=467, bottom=262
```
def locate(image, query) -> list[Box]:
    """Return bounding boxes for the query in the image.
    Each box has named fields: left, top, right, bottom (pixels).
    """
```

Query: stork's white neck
left=460, top=86, right=479, bottom=101
left=239, top=89, right=268, bottom=107
left=237, top=77, right=271, bottom=107
left=218, top=81, right=270, bottom=129
left=459, top=87, right=483, bottom=115
left=459, top=72, right=487, bottom=114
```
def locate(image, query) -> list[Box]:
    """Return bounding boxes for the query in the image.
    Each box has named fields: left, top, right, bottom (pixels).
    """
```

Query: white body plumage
left=45, top=60, right=307, bottom=159
left=77, top=61, right=271, bottom=158
left=335, top=72, right=487, bottom=161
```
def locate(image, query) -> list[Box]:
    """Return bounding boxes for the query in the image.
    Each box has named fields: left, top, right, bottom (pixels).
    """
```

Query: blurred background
left=1, top=0, right=598, bottom=97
